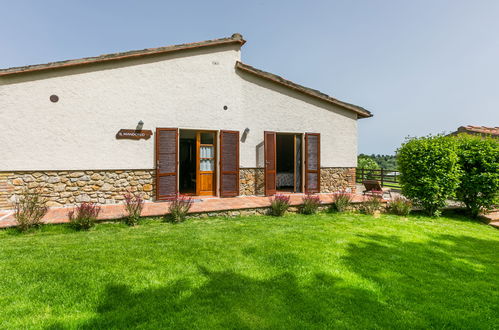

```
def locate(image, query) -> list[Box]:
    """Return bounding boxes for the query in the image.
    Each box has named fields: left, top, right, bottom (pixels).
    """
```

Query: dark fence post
left=380, top=168, right=384, bottom=187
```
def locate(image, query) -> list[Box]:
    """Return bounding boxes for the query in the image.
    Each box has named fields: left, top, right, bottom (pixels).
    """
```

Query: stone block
left=23, top=175, right=34, bottom=182
left=75, top=195, right=91, bottom=203
left=101, top=183, right=113, bottom=191
left=12, top=178, right=23, bottom=186
left=47, top=176, right=60, bottom=184
left=46, top=201, right=62, bottom=207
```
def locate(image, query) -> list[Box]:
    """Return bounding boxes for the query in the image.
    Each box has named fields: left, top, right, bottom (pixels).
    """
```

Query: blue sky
left=2, top=0, right=498, bottom=154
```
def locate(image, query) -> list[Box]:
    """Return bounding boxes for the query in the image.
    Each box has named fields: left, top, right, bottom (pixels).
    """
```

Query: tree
left=359, top=154, right=397, bottom=170
left=454, top=135, right=499, bottom=217
left=397, top=135, right=461, bottom=216
left=357, top=155, right=380, bottom=170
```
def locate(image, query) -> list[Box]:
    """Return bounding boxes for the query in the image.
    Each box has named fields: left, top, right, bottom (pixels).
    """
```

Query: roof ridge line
left=0, top=33, right=246, bottom=77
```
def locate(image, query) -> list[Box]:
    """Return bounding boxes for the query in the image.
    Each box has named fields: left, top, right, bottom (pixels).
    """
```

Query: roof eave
left=235, top=61, right=373, bottom=119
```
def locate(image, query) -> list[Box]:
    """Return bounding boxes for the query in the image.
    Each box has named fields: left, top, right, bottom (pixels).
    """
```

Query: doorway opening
left=179, top=130, right=196, bottom=194
left=179, top=129, right=217, bottom=196
left=276, top=133, right=302, bottom=192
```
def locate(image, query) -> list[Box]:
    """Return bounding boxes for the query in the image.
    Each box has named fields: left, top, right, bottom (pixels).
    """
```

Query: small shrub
left=270, top=194, right=291, bottom=216
left=397, top=135, right=461, bottom=216
left=68, top=202, right=101, bottom=230
left=14, top=188, right=48, bottom=232
left=361, top=192, right=383, bottom=215
left=167, top=195, right=193, bottom=223
left=388, top=196, right=412, bottom=216
left=300, top=194, right=321, bottom=215
left=454, top=135, right=499, bottom=218
left=123, top=192, right=144, bottom=226
left=331, top=190, right=353, bottom=212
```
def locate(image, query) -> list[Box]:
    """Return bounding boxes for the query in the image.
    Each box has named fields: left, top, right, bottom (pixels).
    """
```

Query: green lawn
left=0, top=212, right=498, bottom=329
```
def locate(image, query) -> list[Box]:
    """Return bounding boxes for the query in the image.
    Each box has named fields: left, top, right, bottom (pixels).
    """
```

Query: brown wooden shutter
left=156, top=128, right=178, bottom=200
left=220, top=130, right=240, bottom=197
left=305, top=133, right=320, bottom=193
left=264, top=131, right=277, bottom=196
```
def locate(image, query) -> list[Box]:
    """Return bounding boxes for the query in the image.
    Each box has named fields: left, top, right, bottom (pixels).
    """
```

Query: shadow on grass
left=342, top=233, right=499, bottom=328
left=46, top=232, right=499, bottom=329
left=409, top=208, right=486, bottom=224
left=48, top=267, right=397, bottom=329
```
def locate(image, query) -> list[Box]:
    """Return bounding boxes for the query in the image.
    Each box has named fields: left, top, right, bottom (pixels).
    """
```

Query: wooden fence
left=356, top=168, right=401, bottom=190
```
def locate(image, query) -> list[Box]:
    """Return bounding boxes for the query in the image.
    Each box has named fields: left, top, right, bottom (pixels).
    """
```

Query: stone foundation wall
left=187, top=201, right=386, bottom=219
left=320, top=167, right=356, bottom=193
left=0, top=172, right=15, bottom=210
left=239, top=167, right=356, bottom=196
left=239, top=168, right=265, bottom=196
left=0, top=167, right=357, bottom=210
left=0, top=170, right=155, bottom=209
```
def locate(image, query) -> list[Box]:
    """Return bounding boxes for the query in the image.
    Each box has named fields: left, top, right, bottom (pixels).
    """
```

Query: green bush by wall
left=455, top=135, right=499, bottom=217
left=397, top=134, right=499, bottom=217
left=397, top=135, right=461, bottom=216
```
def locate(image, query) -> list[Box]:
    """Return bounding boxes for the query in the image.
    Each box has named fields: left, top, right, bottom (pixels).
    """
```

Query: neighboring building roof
left=0, top=34, right=246, bottom=77
left=1, top=33, right=372, bottom=119
left=236, top=61, right=372, bottom=118
left=451, top=125, right=499, bottom=138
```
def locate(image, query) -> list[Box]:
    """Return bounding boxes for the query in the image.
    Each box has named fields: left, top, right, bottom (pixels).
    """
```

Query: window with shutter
left=219, top=130, right=240, bottom=197
left=305, top=133, right=320, bottom=193
left=156, top=128, right=178, bottom=200
left=264, top=131, right=277, bottom=196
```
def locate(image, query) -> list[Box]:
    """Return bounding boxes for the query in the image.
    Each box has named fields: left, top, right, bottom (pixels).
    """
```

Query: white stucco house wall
left=0, top=33, right=372, bottom=209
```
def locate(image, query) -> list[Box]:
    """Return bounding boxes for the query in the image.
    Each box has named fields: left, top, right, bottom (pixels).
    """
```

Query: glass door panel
left=196, top=132, right=216, bottom=196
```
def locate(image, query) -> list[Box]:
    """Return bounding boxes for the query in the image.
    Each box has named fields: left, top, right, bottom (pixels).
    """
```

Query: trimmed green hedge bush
left=397, top=134, right=499, bottom=217
left=397, top=135, right=461, bottom=216
left=455, top=135, right=499, bottom=217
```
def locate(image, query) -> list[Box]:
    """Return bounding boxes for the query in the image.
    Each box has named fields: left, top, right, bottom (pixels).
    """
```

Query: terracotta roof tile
left=458, top=126, right=499, bottom=136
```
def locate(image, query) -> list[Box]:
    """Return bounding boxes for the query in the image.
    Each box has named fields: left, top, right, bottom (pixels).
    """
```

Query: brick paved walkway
left=0, top=193, right=371, bottom=229
left=2, top=194, right=497, bottom=229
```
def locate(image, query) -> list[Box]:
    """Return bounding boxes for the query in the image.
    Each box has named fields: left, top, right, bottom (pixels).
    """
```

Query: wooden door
left=305, top=133, right=320, bottom=193
left=196, top=131, right=216, bottom=196
left=294, top=134, right=303, bottom=193
left=264, top=131, right=277, bottom=196
left=220, top=130, right=240, bottom=197
left=156, top=128, right=178, bottom=200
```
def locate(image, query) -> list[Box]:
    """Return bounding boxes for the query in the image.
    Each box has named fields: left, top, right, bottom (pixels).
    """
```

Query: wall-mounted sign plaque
left=116, top=129, right=153, bottom=140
